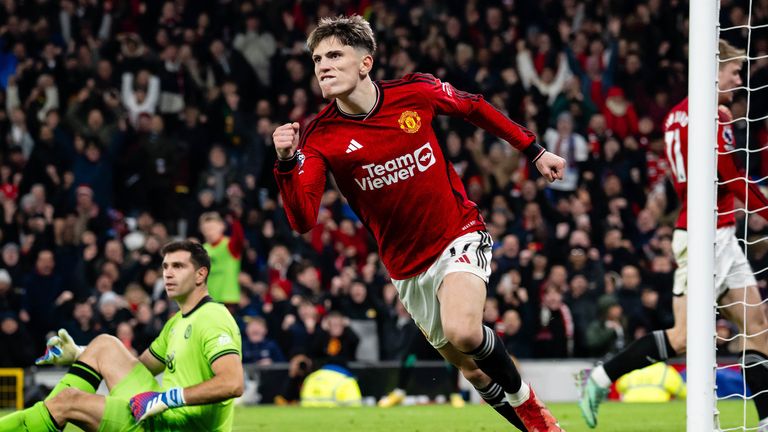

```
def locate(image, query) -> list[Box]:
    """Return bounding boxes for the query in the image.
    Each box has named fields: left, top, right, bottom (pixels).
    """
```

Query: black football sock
left=743, top=350, right=768, bottom=420
left=476, top=382, right=527, bottom=431
left=462, top=326, right=523, bottom=394
left=603, top=330, right=676, bottom=381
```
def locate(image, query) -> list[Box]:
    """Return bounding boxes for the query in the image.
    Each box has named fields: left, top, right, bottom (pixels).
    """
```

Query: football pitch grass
left=222, top=401, right=757, bottom=431
left=4, top=400, right=752, bottom=431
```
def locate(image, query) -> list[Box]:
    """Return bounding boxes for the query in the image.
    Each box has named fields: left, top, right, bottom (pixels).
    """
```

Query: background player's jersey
left=663, top=98, right=768, bottom=230
left=148, top=296, right=241, bottom=431
left=275, top=73, right=537, bottom=279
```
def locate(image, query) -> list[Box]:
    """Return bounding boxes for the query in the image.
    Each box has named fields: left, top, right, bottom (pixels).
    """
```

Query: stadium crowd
left=0, top=0, right=766, bottom=386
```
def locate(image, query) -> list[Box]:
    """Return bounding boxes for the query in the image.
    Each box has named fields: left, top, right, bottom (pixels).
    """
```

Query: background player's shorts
left=99, top=363, right=184, bottom=432
left=392, top=231, right=492, bottom=349
left=672, top=226, right=757, bottom=298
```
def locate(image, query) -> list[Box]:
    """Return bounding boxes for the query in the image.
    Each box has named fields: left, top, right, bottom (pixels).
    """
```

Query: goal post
left=687, top=1, right=719, bottom=431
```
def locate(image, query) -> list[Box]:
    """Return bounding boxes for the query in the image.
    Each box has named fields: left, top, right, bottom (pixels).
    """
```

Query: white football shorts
left=672, top=226, right=757, bottom=298
left=391, top=230, right=492, bottom=349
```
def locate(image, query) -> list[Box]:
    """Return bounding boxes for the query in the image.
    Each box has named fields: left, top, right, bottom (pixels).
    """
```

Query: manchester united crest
left=398, top=111, right=421, bottom=133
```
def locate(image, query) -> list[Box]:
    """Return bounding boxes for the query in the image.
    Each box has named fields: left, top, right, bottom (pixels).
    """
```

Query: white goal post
left=687, top=1, right=719, bottom=431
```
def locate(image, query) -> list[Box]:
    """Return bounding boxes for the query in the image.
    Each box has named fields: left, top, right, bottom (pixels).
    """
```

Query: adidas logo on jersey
left=346, top=139, right=364, bottom=153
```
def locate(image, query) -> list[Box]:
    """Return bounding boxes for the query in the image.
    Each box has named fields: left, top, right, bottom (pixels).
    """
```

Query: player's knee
left=90, top=334, right=121, bottom=352
left=79, top=333, right=121, bottom=364
left=443, top=325, right=482, bottom=352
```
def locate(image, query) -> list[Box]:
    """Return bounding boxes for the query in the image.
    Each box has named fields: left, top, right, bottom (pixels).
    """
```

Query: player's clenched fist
left=273, top=122, right=300, bottom=160
left=535, top=151, right=567, bottom=183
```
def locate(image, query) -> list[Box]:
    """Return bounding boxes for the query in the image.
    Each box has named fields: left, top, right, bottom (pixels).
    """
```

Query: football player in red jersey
left=580, top=40, right=768, bottom=430
left=273, top=15, right=565, bottom=432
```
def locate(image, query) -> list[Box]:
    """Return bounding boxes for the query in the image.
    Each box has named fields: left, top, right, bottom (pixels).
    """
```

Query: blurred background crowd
left=0, top=0, right=767, bottom=386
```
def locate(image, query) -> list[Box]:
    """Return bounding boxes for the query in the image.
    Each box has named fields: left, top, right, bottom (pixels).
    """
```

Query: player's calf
left=461, top=326, right=525, bottom=397
left=46, top=388, right=105, bottom=431
left=459, top=326, right=557, bottom=429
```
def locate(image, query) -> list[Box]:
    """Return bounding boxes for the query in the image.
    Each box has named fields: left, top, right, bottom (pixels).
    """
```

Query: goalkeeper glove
left=130, top=388, right=185, bottom=423
left=35, top=329, right=84, bottom=366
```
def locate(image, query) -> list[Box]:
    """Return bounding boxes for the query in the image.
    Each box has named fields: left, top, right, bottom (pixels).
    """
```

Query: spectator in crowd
left=242, top=316, right=285, bottom=365
left=534, top=284, right=574, bottom=358
left=64, top=299, right=98, bottom=346
left=20, top=249, right=70, bottom=350
left=543, top=112, right=589, bottom=197
left=308, top=311, right=359, bottom=367
left=0, top=269, right=20, bottom=314
left=500, top=309, right=533, bottom=359
left=586, top=295, right=627, bottom=358
left=336, top=280, right=385, bottom=361
left=199, top=211, right=244, bottom=305
left=0, top=312, right=35, bottom=367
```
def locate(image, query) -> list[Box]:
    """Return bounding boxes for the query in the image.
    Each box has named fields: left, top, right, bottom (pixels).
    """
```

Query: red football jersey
left=663, top=98, right=768, bottom=230
left=274, top=73, right=540, bottom=279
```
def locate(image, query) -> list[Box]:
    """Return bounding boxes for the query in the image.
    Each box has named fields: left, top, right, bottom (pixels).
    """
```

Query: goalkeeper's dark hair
left=307, top=15, right=376, bottom=55
left=160, top=240, right=211, bottom=276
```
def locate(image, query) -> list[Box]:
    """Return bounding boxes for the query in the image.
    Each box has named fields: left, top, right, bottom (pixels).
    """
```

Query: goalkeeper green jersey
left=148, top=296, right=241, bottom=431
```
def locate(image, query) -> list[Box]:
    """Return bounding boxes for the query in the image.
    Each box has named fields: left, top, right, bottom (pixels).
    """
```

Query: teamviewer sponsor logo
left=413, top=142, right=436, bottom=172
left=354, top=142, right=436, bottom=191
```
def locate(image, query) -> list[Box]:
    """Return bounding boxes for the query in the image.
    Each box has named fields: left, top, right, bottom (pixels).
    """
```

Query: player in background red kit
left=580, top=40, right=768, bottom=431
left=273, top=15, right=566, bottom=432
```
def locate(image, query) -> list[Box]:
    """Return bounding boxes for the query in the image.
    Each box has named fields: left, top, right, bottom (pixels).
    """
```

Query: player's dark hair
left=160, top=240, right=211, bottom=276
left=307, top=15, right=376, bottom=55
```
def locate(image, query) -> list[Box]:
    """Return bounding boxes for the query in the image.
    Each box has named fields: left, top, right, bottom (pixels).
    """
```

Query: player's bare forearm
left=139, top=349, right=166, bottom=376
left=183, top=353, right=244, bottom=405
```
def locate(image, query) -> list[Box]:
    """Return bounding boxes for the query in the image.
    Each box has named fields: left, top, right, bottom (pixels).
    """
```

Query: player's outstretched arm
left=535, top=151, right=566, bottom=183
left=129, top=353, right=243, bottom=423
left=410, top=74, right=567, bottom=182
left=35, top=328, right=84, bottom=366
